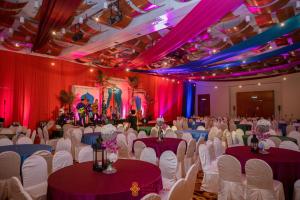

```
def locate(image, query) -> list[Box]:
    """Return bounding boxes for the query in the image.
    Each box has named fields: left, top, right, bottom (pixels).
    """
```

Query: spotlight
left=212, top=73, right=216, bottom=77
left=283, top=77, right=287, bottom=81
left=269, top=46, right=273, bottom=50
left=51, top=62, right=55, bottom=66
left=201, top=76, right=205, bottom=80
left=257, top=82, right=261, bottom=86
left=125, top=68, right=130, bottom=72
left=242, top=60, right=246, bottom=64
left=52, top=31, right=56, bottom=36
left=280, top=22, right=285, bottom=27
left=212, top=49, right=217, bottom=54
left=214, top=86, right=218, bottom=89
left=15, top=43, right=20, bottom=47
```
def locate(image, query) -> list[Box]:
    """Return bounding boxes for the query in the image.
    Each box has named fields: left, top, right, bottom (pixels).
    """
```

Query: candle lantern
left=250, top=134, right=259, bottom=153
left=92, top=135, right=107, bottom=172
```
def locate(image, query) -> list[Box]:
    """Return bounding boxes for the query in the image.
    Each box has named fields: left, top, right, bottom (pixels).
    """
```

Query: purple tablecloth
left=48, top=159, right=163, bottom=200
left=133, top=138, right=185, bottom=157
left=226, top=146, right=300, bottom=199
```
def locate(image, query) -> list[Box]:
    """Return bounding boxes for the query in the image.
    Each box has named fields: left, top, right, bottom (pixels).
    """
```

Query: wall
left=0, top=50, right=183, bottom=128
left=195, top=72, right=300, bottom=119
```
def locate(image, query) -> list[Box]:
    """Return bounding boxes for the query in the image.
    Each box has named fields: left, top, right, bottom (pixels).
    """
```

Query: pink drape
left=131, top=0, right=244, bottom=67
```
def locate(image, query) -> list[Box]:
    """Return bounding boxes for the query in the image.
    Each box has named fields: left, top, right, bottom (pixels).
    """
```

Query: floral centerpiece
left=156, top=117, right=165, bottom=141
left=253, top=119, right=271, bottom=153
left=102, top=131, right=118, bottom=174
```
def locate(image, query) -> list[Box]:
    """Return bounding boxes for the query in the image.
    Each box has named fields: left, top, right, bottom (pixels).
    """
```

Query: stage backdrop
left=0, top=50, right=183, bottom=128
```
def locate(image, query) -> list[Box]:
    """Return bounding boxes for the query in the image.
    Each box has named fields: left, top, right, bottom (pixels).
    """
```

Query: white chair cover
left=94, top=126, right=102, bottom=133
left=294, top=179, right=300, bottom=200
left=288, top=131, right=300, bottom=147
left=70, top=129, right=87, bottom=161
left=166, top=179, right=187, bottom=200
left=150, top=127, right=158, bottom=137
left=0, top=138, right=13, bottom=146
left=117, top=140, right=130, bottom=159
left=264, top=139, right=276, bottom=149
left=225, top=130, right=233, bottom=147
left=22, top=155, right=47, bottom=200
left=127, top=132, right=137, bottom=151
left=199, top=144, right=219, bottom=193
left=141, top=193, right=161, bottom=200
left=83, top=127, right=93, bottom=134
left=0, top=151, right=21, bottom=180
left=235, top=130, right=245, bottom=145
left=8, top=177, right=33, bottom=200
left=25, top=129, right=31, bottom=138
left=269, top=137, right=282, bottom=147
left=116, top=133, right=127, bottom=146
left=184, top=139, right=196, bottom=174
left=176, top=141, right=186, bottom=179
left=52, top=151, right=73, bottom=173
left=217, top=155, right=245, bottom=200
left=185, top=163, right=199, bottom=200
left=181, top=133, right=193, bottom=142
left=208, top=126, right=219, bottom=140
left=213, top=137, right=224, bottom=158
left=165, top=130, right=177, bottom=138
left=30, top=130, right=36, bottom=143
left=159, top=150, right=178, bottom=190
left=140, top=147, right=157, bottom=165
left=197, top=126, right=205, bottom=130
left=245, top=159, right=285, bottom=200
left=0, top=128, right=14, bottom=136
left=78, top=146, right=93, bottom=163
left=279, top=141, right=299, bottom=151
left=286, top=125, right=296, bottom=135
left=33, top=150, right=53, bottom=176
left=16, top=137, right=33, bottom=145
left=37, top=128, right=44, bottom=144
left=55, top=138, right=72, bottom=153
left=133, top=140, right=146, bottom=159
left=247, top=135, right=253, bottom=146
left=171, top=126, right=177, bottom=131
left=137, top=131, right=147, bottom=139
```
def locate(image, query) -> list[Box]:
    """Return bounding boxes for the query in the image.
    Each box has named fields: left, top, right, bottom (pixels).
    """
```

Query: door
left=198, top=94, right=210, bottom=117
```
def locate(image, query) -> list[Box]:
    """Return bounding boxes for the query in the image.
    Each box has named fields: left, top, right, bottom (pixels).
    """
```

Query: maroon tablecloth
left=47, top=159, right=163, bottom=200
left=226, top=146, right=300, bottom=200
left=132, top=138, right=186, bottom=157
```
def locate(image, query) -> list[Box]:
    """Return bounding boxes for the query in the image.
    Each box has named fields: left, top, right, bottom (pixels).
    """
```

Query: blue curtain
left=182, top=82, right=195, bottom=118
left=135, top=96, right=142, bottom=111
left=106, top=88, right=112, bottom=108
left=113, top=88, right=122, bottom=113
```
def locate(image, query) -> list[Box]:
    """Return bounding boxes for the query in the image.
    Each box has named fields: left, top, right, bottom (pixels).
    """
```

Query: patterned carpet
left=192, top=171, right=217, bottom=200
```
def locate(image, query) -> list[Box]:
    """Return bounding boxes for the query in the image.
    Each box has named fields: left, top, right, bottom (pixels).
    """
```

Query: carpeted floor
left=192, top=171, right=217, bottom=200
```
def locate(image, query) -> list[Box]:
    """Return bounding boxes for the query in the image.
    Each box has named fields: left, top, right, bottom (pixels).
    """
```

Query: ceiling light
left=214, top=86, right=218, bottom=89
left=166, top=78, right=169, bottom=81
left=251, top=96, right=258, bottom=99
left=212, top=49, right=217, bottom=54
left=201, top=76, right=205, bottom=80
left=52, top=31, right=56, bottom=36
left=257, top=82, right=261, bottom=86
left=233, top=26, right=238, bottom=30
left=225, top=66, right=229, bottom=70
left=238, top=85, right=242, bottom=88
left=188, top=79, right=191, bottom=82
left=162, top=77, right=165, bottom=80
left=212, top=73, right=216, bottom=76
left=280, top=22, right=285, bottom=27
left=172, top=79, right=175, bottom=82
left=242, top=60, right=246, bottom=64
left=269, top=45, right=273, bottom=49
left=15, top=43, right=20, bottom=47
left=283, top=77, right=287, bottom=81
left=50, top=62, right=55, bottom=66
left=125, top=68, right=130, bottom=72
left=89, top=68, right=94, bottom=72
left=20, top=16, right=25, bottom=23
left=177, top=81, right=180, bottom=84
left=201, top=98, right=207, bottom=101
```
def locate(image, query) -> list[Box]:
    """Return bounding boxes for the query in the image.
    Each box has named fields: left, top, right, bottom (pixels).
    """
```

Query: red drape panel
left=131, top=0, right=243, bottom=67
left=32, top=0, right=82, bottom=51
left=0, top=50, right=182, bottom=128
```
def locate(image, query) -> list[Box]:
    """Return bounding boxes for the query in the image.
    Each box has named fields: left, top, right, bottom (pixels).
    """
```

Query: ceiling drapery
left=130, top=0, right=244, bottom=67
left=32, top=0, right=82, bottom=52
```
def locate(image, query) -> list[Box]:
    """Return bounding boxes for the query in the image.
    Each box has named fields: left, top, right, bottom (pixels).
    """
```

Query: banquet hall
left=1, top=0, right=300, bottom=199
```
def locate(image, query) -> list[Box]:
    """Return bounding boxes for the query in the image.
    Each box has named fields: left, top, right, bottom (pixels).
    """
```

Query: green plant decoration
left=59, top=90, right=75, bottom=112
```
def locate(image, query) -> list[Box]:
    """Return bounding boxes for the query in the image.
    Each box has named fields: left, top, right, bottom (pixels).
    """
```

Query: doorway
left=198, top=94, right=210, bottom=117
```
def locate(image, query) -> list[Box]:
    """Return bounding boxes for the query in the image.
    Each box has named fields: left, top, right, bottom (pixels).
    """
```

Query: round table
left=133, top=138, right=185, bottom=157
left=0, top=144, right=52, bottom=163
left=226, top=146, right=300, bottom=199
left=81, top=132, right=102, bottom=145
left=47, top=159, right=163, bottom=200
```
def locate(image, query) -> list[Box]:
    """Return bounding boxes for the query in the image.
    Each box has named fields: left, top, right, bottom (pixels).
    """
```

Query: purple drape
left=32, top=0, right=82, bottom=51
left=131, top=0, right=244, bottom=67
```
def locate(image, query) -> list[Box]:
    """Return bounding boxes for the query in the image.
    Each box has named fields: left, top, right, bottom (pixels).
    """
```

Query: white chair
left=0, top=151, right=21, bottom=180
left=83, top=127, right=93, bottom=134
left=269, top=137, right=282, bottom=147
left=279, top=141, right=299, bottom=151
left=37, top=128, right=44, bottom=144
left=294, top=179, right=300, bottom=200
left=165, top=130, right=177, bottom=138
left=217, top=155, right=245, bottom=200
left=184, top=163, right=199, bottom=200
left=117, top=139, right=130, bottom=159
left=16, top=137, right=33, bottom=145
left=288, top=131, right=300, bottom=147
left=78, top=146, right=93, bottom=163
left=184, top=139, right=196, bottom=174
left=8, top=177, right=33, bottom=200
left=245, top=159, right=284, bottom=200
left=197, top=126, right=205, bottom=130
left=165, top=179, right=187, bottom=200
left=116, top=133, right=127, bottom=145
left=159, top=150, right=178, bottom=190
left=263, top=139, right=276, bottom=149
left=225, top=130, right=233, bottom=147
left=141, top=193, right=161, bottom=200
left=176, top=140, right=186, bottom=179
left=171, top=126, right=177, bottom=131
left=70, top=129, right=88, bottom=161
left=30, top=130, right=36, bottom=143
left=52, top=150, right=73, bottom=173
left=133, top=140, right=146, bottom=159
left=55, top=138, right=72, bottom=153
left=181, top=133, right=193, bottom=142
left=25, top=129, right=31, bottom=138
left=33, top=150, right=53, bottom=176
left=127, top=132, right=137, bottom=151
left=137, top=131, right=147, bottom=139
left=0, top=128, right=14, bottom=136
left=22, top=155, right=48, bottom=200
left=94, top=126, right=102, bottom=133
left=140, top=147, right=157, bottom=165
left=235, top=130, right=245, bottom=145
left=199, top=144, right=219, bottom=193
left=0, top=138, right=13, bottom=146
left=213, top=137, right=224, bottom=158
left=247, top=135, right=253, bottom=146
left=150, top=127, right=158, bottom=137
left=286, top=125, right=296, bottom=135
left=208, top=126, right=219, bottom=141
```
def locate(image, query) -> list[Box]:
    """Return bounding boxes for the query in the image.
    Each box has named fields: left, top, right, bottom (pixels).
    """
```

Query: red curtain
left=0, top=50, right=182, bottom=128
left=32, top=0, right=82, bottom=51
